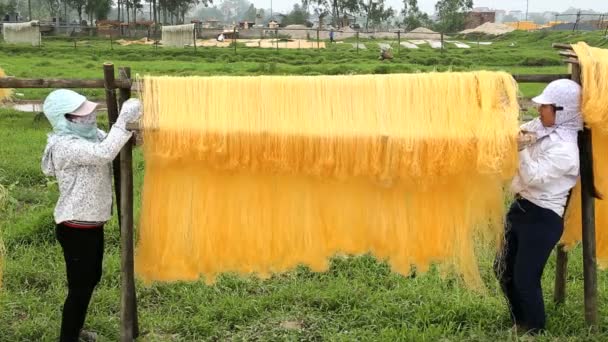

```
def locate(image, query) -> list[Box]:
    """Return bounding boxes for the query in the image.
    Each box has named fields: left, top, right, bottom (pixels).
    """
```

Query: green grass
left=2, top=30, right=608, bottom=340
left=1, top=110, right=607, bottom=340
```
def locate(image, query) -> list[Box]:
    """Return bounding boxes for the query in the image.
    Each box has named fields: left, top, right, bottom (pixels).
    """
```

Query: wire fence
left=1, top=20, right=606, bottom=56
left=0, top=25, right=495, bottom=57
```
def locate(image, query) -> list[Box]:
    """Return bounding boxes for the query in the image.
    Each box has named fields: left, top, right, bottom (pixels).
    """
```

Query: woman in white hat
left=495, top=79, right=583, bottom=334
left=41, top=89, right=141, bottom=342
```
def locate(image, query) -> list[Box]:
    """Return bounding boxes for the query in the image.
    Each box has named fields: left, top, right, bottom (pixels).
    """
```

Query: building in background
left=509, top=10, right=524, bottom=21
left=494, top=10, right=506, bottom=23
left=465, top=11, right=496, bottom=29
left=203, top=18, right=221, bottom=29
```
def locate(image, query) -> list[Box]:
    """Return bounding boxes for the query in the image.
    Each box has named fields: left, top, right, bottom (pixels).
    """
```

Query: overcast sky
left=250, top=0, right=608, bottom=14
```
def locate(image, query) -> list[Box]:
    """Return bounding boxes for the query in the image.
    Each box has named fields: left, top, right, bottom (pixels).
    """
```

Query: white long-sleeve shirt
left=41, top=127, right=132, bottom=224
left=510, top=133, right=580, bottom=217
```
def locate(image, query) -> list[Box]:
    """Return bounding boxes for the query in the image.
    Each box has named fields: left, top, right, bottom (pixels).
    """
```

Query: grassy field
left=1, top=30, right=608, bottom=341
left=1, top=30, right=606, bottom=101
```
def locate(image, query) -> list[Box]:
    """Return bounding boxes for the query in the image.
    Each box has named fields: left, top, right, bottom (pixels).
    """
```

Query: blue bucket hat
left=43, top=89, right=98, bottom=141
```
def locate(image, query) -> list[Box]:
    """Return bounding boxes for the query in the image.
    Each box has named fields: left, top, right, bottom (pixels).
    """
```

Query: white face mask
left=70, top=111, right=98, bottom=125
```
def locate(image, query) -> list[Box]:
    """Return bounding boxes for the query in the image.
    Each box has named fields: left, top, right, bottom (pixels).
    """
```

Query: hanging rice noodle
left=161, top=24, right=195, bottom=48
left=135, top=72, right=520, bottom=289
left=563, top=42, right=608, bottom=267
left=2, top=21, right=41, bottom=46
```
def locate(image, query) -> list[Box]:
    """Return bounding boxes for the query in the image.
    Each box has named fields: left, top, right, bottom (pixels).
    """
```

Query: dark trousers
left=56, top=224, right=104, bottom=342
left=494, top=199, right=563, bottom=332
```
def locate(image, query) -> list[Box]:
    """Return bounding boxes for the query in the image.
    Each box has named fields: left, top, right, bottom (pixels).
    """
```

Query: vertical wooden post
left=440, top=32, right=444, bottom=54
left=572, top=62, right=599, bottom=329
left=118, top=67, right=138, bottom=341
left=193, top=27, right=197, bottom=52
left=397, top=30, right=401, bottom=55
left=356, top=31, right=359, bottom=54
left=317, top=28, right=320, bottom=51
left=103, top=63, right=121, bottom=227
left=234, top=27, right=237, bottom=55
left=554, top=245, right=568, bottom=304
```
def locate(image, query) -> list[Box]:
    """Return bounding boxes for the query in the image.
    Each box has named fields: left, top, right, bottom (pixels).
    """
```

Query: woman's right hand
left=517, top=130, right=537, bottom=151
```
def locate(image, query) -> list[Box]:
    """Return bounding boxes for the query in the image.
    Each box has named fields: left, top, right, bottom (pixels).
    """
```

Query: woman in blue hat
left=41, top=89, right=141, bottom=342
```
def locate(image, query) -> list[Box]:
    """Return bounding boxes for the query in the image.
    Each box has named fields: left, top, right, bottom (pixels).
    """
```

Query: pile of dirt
left=116, top=38, right=154, bottom=46
left=460, top=22, right=515, bottom=35
left=282, top=25, right=309, bottom=39
left=402, top=27, right=442, bottom=40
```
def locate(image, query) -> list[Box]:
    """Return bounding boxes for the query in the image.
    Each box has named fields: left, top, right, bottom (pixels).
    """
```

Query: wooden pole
left=103, top=63, right=122, bottom=229
left=0, top=77, right=131, bottom=89
left=234, top=27, right=238, bottom=55
left=554, top=245, right=568, bottom=304
left=572, top=59, right=599, bottom=328
left=0, top=73, right=568, bottom=90
left=553, top=43, right=574, bottom=50
left=397, top=31, right=401, bottom=55
left=118, top=67, right=138, bottom=341
left=317, top=28, right=320, bottom=51
left=193, top=27, right=197, bottom=52
left=511, top=74, right=571, bottom=83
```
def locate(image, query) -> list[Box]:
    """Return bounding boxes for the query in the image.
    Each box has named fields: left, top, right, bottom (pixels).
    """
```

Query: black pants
left=56, top=224, right=104, bottom=342
left=494, top=199, right=563, bottom=332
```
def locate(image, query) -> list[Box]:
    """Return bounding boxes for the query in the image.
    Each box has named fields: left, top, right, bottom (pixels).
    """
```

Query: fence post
left=397, top=30, right=401, bottom=55
left=440, top=32, right=444, bottom=54
left=234, top=27, right=237, bottom=55
left=571, top=61, right=599, bottom=330
left=317, top=28, right=320, bottom=52
left=193, top=27, right=197, bottom=52
left=117, top=66, right=139, bottom=341
left=554, top=246, right=568, bottom=304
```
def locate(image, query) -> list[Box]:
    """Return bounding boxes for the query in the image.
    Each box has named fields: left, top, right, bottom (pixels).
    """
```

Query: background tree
left=282, top=3, right=309, bottom=26
left=434, top=0, right=473, bottom=32
left=401, top=0, right=429, bottom=30
left=359, top=0, right=393, bottom=31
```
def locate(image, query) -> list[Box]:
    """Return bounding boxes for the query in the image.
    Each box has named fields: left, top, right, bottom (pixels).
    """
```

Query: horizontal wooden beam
left=553, top=43, right=574, bottom=50
left=1, top=73, right=570, bottom=92
left=512, top=74, right=571, bottom=83
left=0, top=77, right=132, bottom=89
left=559, top=51, right=579, bottom=59
left=564, top=58, right=580, bottom=65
